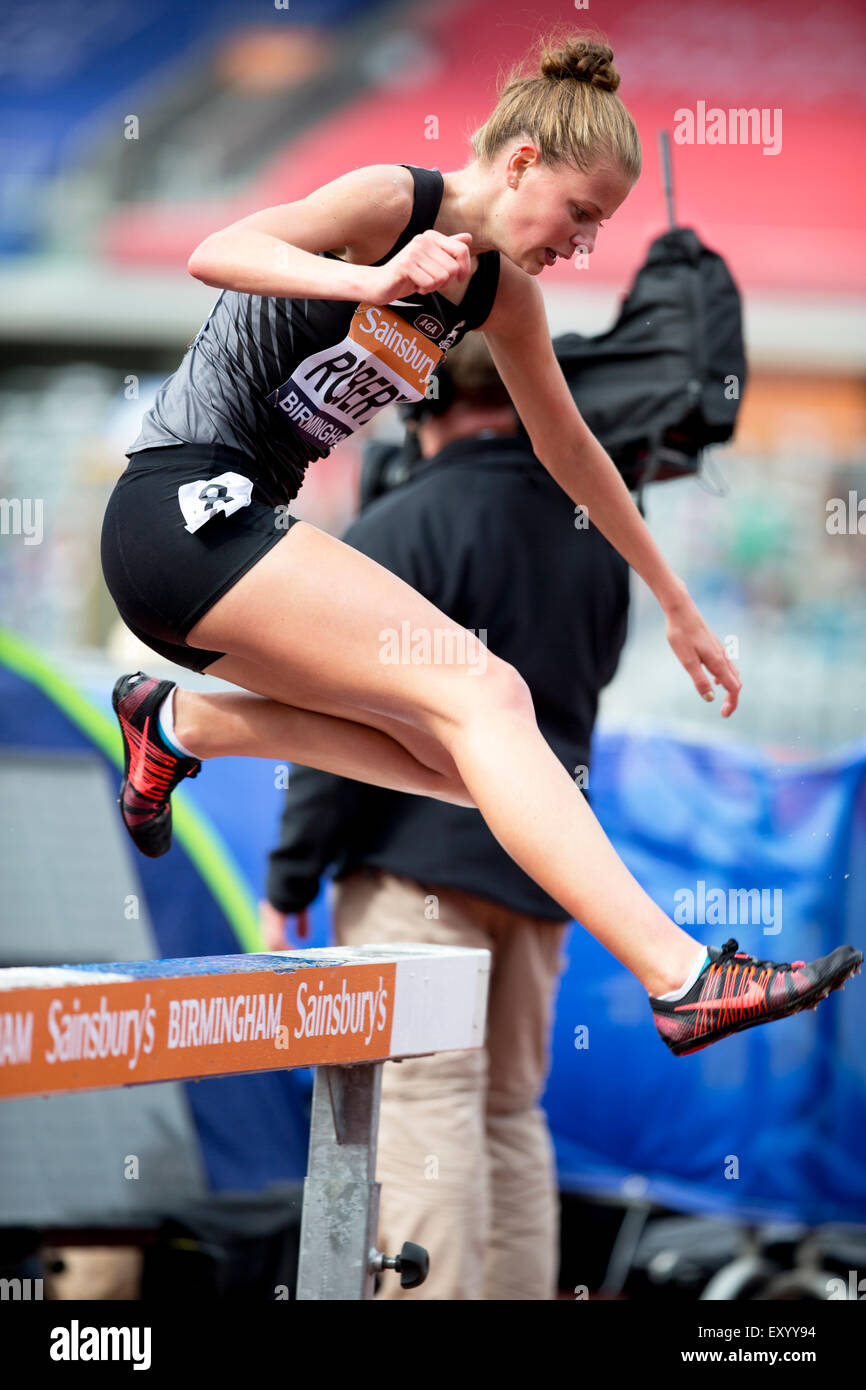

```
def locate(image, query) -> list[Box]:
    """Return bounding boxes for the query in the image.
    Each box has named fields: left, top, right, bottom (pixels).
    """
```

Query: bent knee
left=461, top=654, right=535, bottom=722
left=414, top=651, right=535, bottom=747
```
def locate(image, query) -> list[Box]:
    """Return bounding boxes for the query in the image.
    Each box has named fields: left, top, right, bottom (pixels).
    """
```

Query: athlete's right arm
left=187, top=163, right=473, bottom=304
left=186, top=164, right=410, bottom=299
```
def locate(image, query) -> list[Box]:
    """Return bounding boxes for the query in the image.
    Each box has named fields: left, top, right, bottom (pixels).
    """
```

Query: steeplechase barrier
left=0, top=943, right=491, bottom=1299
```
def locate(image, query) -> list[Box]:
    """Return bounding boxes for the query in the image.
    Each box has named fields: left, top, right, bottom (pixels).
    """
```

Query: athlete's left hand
left=664, top=589, right=742, bottom=717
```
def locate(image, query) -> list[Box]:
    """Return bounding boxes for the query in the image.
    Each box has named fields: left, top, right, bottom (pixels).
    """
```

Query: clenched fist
left=363, top=229, right=474, bottom=305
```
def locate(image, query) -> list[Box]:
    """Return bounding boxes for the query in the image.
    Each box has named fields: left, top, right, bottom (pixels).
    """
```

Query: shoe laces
left=128, top=759, right=199, bottom=805
left=717, top=937, right=805, bottom=972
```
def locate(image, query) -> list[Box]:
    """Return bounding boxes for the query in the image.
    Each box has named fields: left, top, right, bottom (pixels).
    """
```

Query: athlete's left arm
left=480, top=255, right=741, bottom=716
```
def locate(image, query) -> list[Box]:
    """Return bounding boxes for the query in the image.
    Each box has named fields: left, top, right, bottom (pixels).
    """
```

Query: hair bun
left=540, top=38, right=619, bottom=92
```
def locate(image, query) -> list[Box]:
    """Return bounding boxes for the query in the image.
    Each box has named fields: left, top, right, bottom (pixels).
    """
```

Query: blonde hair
left=470, top=31, right=641, bottom=182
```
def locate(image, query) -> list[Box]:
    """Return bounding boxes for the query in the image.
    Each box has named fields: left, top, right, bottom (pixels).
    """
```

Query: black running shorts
left=100, top=442, right=300, bottom=674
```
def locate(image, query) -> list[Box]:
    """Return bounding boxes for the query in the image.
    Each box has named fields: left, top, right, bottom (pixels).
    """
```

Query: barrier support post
left=296, top=1062, right=383, bottom=1300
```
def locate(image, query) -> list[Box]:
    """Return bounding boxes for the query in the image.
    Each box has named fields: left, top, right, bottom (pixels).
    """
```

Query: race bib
left=178, top=472, right=254, bottom=534
left=265, top=303, right=446, bottom=451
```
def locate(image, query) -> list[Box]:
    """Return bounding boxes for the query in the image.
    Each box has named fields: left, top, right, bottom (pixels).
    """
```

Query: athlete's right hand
left=363, top=230, right=473, bottom=305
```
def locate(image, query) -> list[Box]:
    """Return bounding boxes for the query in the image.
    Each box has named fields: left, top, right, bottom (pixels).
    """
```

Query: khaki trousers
left=330, top=868, right=569, bottom=1300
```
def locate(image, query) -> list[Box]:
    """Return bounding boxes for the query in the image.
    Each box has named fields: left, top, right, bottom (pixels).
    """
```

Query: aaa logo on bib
left=265, top=304, right=443, bottom=451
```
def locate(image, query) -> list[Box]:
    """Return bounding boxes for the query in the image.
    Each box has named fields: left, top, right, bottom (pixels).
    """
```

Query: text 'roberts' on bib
left=265, top=304, right=443, bottom=450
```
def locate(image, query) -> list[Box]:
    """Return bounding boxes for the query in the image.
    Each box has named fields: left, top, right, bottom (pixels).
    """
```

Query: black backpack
left=549, top=225, right=748, bottom=501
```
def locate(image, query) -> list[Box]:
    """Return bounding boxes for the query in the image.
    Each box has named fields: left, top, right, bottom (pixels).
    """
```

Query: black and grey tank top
left=125, top=164, right=501, bottom=507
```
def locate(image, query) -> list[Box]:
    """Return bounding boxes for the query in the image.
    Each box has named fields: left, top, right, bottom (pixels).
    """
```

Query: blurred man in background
left=260, top=332, right=630, bottom=1300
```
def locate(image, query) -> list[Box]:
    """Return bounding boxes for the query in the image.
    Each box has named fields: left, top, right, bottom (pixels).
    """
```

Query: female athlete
left=100, top=33, right=861, bottom=1055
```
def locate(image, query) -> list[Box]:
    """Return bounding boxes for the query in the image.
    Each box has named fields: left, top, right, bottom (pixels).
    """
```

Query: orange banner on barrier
left=0, top=962, right=397, bottom=1098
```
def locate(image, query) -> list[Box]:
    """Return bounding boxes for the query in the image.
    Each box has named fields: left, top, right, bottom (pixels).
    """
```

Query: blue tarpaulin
left=545, top=731, right=866, bottom=1225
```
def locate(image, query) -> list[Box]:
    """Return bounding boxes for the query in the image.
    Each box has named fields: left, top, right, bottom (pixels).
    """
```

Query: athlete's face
left=501, top=150, right=635, bottom=272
